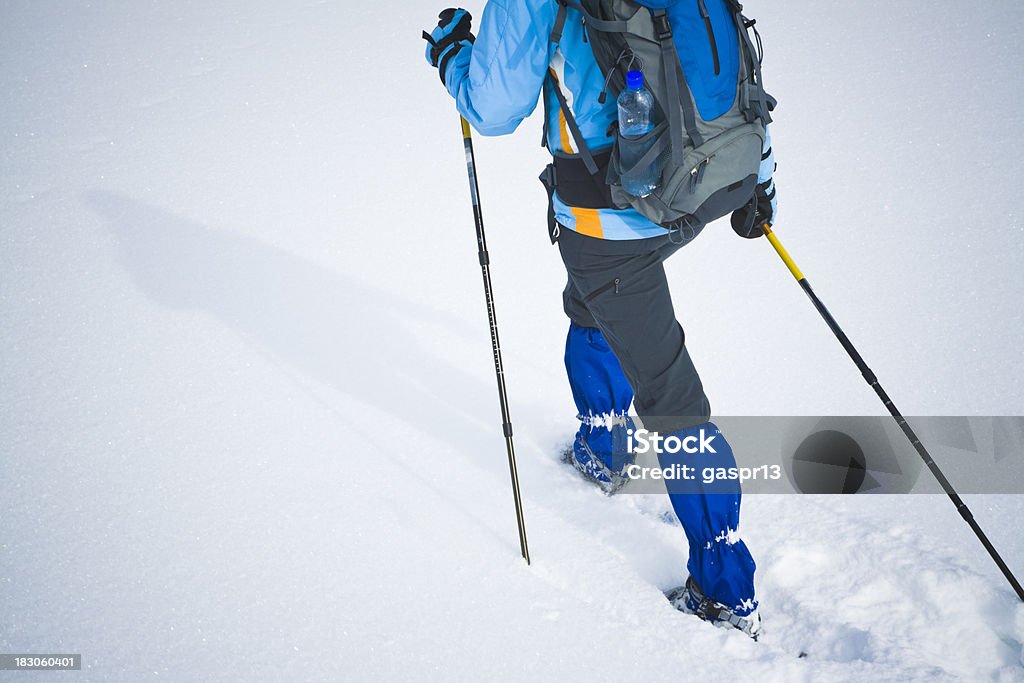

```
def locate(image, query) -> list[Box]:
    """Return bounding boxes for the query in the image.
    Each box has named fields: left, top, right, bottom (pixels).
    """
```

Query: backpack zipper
left=697, top=0, right=721, bottom=75
left=689, top=156, right=713, bottom=193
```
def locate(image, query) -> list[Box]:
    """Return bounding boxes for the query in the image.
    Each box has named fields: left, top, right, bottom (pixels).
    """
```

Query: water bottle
left=617, top=70, right=659, bottom=198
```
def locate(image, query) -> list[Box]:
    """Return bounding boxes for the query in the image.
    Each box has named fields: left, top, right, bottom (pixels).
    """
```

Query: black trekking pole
left=760, top=223, right=1024, bottom=602
left=458, top=116, right=530, bottom=565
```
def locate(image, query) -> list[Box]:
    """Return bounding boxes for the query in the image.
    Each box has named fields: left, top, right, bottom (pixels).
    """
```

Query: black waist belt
left=552, top=151, right=614, bottom=208
left=539, top=150, right=615, bottom=243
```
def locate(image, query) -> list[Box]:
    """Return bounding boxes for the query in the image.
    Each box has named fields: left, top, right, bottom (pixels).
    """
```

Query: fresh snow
left=2, top=1, right=1023, bottom=681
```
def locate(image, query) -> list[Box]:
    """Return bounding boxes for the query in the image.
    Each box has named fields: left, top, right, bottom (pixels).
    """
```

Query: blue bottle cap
left=626, top=70, right=643, bottom=90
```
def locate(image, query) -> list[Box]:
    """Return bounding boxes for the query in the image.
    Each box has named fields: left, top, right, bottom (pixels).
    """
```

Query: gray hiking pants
left=557, top=228, right=711, bottom=434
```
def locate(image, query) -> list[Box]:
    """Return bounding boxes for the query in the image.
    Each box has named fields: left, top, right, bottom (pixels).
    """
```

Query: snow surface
left=2, top=1, right=1024, bottom=680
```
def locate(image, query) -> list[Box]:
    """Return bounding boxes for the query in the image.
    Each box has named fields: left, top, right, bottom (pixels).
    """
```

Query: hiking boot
left=666, top=576, right=762, bottom=641
left=563, top=433, right=632, bottom=494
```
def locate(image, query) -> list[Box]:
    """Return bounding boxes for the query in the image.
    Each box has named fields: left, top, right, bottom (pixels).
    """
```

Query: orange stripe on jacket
left=570, top=207, right=604, bottom=239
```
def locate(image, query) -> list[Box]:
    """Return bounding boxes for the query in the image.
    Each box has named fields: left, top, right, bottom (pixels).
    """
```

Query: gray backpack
left=542, top=0, right=775, bottom=236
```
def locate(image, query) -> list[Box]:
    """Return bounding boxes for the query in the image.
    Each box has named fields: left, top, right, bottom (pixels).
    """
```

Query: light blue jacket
left=442, top=0, right=775, bottom=240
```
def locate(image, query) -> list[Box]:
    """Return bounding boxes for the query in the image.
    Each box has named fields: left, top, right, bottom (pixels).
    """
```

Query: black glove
left=731, top=177, right=777, bottom=239
left=423, top=8, right=475, bottom=84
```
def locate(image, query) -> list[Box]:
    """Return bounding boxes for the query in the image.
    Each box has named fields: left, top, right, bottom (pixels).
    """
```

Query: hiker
left=424, top=1, right=777, bottom=639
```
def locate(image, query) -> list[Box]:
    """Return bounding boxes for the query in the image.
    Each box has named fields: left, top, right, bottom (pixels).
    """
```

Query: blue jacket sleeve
left=442, top=0, right=555, bottom=136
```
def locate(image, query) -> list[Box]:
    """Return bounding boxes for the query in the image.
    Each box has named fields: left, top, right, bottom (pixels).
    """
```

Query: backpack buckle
left=651, top=11, right=673, bottom=40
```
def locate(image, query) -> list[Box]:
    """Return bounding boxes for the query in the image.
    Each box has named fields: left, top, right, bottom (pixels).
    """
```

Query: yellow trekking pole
left=760, top=223, right=1024, bottom=602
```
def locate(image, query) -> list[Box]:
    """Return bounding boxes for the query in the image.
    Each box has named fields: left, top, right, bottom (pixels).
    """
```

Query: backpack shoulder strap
left=559, top=0, right=630, bottom=33
left=544, top=0, right=600, bottom=175
left=550, top=0, right=569, bottom=43
left=547, top=70, right=600, bottom=174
